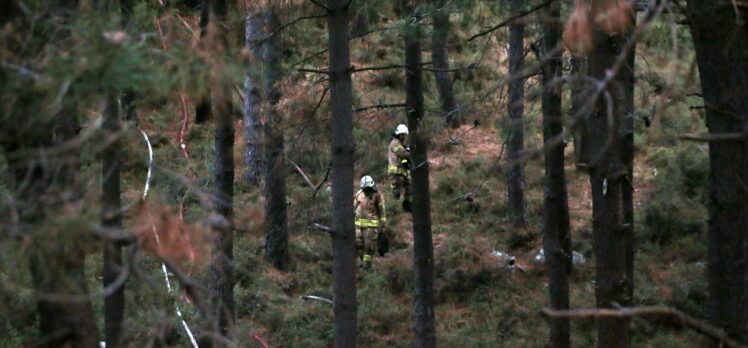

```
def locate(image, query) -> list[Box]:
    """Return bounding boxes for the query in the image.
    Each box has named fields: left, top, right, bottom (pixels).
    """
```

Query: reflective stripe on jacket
left=354, top=189, right=386, bottom=228
left=388, top=138, right=409, bottom=175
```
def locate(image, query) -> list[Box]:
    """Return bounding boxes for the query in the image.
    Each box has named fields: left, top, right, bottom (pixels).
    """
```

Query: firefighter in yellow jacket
left=388, top=124, right=411, bottom=212
left=354, top=175, right=386, bottom=268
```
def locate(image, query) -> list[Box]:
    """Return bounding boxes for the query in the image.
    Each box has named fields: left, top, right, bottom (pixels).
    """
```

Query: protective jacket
left=388, top=138, right=410, bottom=176
left=354, top=189, right=386, bottom=229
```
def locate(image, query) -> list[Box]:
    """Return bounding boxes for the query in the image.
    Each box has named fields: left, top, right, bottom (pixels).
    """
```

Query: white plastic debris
left=490, top=250, right=517, bottom=269
left=534, top=248, right=586, bottom=265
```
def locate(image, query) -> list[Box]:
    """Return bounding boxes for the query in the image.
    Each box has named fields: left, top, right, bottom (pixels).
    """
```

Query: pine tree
left=326, top=0, right=358, bottom=346
left=539, top=2, right=571, bottom=347
left=687, top=0, right=748, bottom=342
left=506, top=0, right=526, bottom=226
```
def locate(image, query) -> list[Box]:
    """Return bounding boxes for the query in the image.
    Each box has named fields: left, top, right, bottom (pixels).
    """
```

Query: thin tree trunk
left=587, top=28, right=630, bottom=348
left=403, top=4, right=437, bottom=347
left=326, top=0, right=358, bottom=346
left=431, top=0, right=460, bottom=128
left=262, top=9, right=289, bottom=271
left=686, top=0, right=748, bottom=342
left=506, top=0, right=526, bottom=226
left=102, top=93, right=125, bottom=348
left=206, top=0, right=234, bottom=341
left=540, top=2, right=571, bottom=347
left=352, top=0, right=368, bottom=36
left=243, top=12, right=263, bottom=185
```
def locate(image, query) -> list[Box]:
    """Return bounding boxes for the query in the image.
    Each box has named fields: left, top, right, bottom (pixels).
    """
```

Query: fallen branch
left=287, top=157, right=315, bottom=189
left=354, top=103, right=407, bottom=113
left=540, top=306, right=748, bottom=348
left=680, top=132, right=744, bottom=142
left=312, top=223, right=335, bottom=234
left=301, top=295, right=334, bottom=305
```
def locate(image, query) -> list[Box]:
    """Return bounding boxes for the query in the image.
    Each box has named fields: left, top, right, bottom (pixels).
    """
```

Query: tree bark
left=403, top=4, right=437, bottom=347
left=261, top=9, right=289, bottom=271
left=571, top=54, right=590, bottom=169
left=587, top=27, right=631, bottom=348
left=506, top=0, right=526, bottom=226
left=326, top=0, right=358, bottom=346
left=102, top=93, right=125, bottom=348
left=206, top=0, right=235, bottom=341
left=686, top=1, right=748, bottom=343
left=620, top=21, right=636, bottom=304
left=540, top=2, right=571, bottom=347
left=431, top=0, right=460, bottom=128
left=196, top=0, right=213, bottom=124
left=243, top=12, right=263, bottom=185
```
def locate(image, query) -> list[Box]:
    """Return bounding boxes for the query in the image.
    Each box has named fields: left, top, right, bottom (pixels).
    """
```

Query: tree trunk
left=196, top=0, right=213, bottom=124
left=403, top=4, right=437, bottom=347
left=326, top=0, right=358, bottom=346
left=243, top=12, right=263, bottom=185
left=540, top=2, right=571, bottom=347
left=206, top=0, right=235, bottom=341
left=686, top=1, right=748, bottom=342
left=102, top=93, right=125, bottom=348
left=261, top=10, right=289, bottom=271
left=506, top=0, right=526, bottom=226
left=352, top=0, right=368, bottom=36
left=620, top=22, right=636, bottom=304
left=431, top=0, right=460, bottom=128
left=587, top=28, right=631, bottom=348
left=571, top=54, right=589, bottom=169
left=10, top=104, right=100, bottom=348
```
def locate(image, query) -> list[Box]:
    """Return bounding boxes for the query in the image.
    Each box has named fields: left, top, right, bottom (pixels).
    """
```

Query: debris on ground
left=533, top=248, right=587, bottom=265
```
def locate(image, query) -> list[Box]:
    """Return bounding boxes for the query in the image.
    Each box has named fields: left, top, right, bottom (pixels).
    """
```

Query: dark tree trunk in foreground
left=620, top=24, right=636, bottom=303
left=206, top=0, right=235, bottom=340
left=404, top=5, right=436, bottom=347
left=243, top=12, right=263, bottom=185
left=261, top=10, right=289, bottom=271
left=326, top=0, right=358, bottom=346
left=571, top=55, right=589, bottom=168
left=687, top=0, right=748, bottom=342
left=1, top=2, right=100, bottom=346
left=3, top=102, right=100, bottom=347
left=102, top=93, right=125, bottom=348
left=196, top=0, right=213, bottom=124
left=506, top=0, right=526, bottom=226
left=539, top=2, right=570, bottom=347
left=431, top=0, right=460, bottom=128
left=587, top=27, right=631, bottom=348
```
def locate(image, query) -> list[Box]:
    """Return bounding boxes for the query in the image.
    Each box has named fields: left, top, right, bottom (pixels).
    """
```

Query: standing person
left=354, top=175, right=387, bottom=269
left=388, top=124, right=412, bottom=212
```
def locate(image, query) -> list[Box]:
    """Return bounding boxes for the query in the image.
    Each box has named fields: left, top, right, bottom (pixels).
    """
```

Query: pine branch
left=253, top=14, right=327, bottom=49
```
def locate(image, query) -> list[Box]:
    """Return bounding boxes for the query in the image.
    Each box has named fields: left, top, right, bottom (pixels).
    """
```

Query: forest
left=0, top=0, right=747, bottom=347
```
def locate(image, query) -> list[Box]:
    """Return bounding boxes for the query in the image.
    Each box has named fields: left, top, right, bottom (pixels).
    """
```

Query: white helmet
left=360, top=175, right=376, bottom=189
left=394, top=124, right=409, bottom=135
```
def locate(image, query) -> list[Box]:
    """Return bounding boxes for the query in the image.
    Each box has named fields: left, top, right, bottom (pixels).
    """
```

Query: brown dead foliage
left=564, top=0, right=634, bottom=54
left=135, top=203, right=211, bottom=272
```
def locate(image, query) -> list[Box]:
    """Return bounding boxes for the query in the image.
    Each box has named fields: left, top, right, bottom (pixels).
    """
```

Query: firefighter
left=388, top=124, right=411, bottom=212
left=354, top=175, right=386, bottom=269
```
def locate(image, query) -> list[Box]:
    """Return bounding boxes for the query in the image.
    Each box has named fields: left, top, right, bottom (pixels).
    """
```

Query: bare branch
left=468, top=0, right=557, bottom=41
left=308, top=0, right=331, bottom=11
left=540, top=306, right=748, bottom=348
left=253, top=14, right=327, bottom=49
left=352, top=64, right=405, bottom=73
left=680, top=132, right=745, bottom=142
left=287, top=157, right=315, bottom=189
left=298, top=68, right=330, bottom=75
left=354, top=103, right=407, bottom=113
left=312, top=223, right=335, bottom=234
